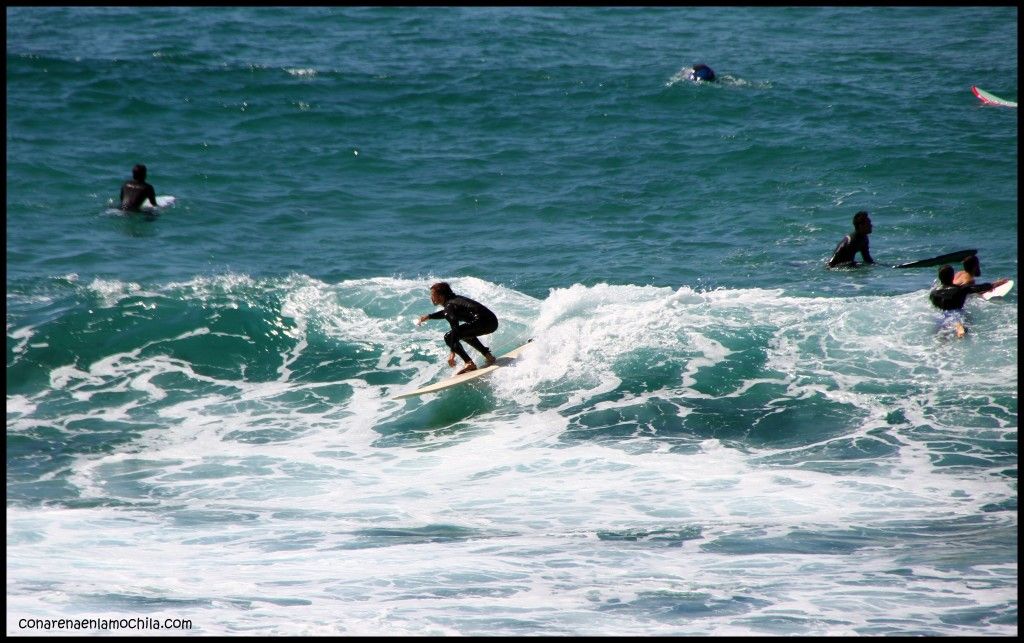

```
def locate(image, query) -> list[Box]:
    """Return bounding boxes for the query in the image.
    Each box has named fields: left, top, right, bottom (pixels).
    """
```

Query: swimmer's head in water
left=688, top=63, right=716, bottom=82
left=132, top=164, right=147, bottom=181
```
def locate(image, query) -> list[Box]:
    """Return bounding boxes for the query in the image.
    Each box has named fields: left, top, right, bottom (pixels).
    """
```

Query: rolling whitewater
left=6, top=7, right=1018, bottom=637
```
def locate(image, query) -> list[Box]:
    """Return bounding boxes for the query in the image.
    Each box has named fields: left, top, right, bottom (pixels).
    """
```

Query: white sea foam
left=6, top=395, right=38, bottom=419
left=87, top=278, right=146, bottom=307
left=8, top=325, right=35, bottom=357
left=7, top=278, right=1017, bottom=636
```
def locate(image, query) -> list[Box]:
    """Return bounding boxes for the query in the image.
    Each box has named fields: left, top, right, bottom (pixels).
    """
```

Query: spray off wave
left=8, top=272, right=1017, bottom=463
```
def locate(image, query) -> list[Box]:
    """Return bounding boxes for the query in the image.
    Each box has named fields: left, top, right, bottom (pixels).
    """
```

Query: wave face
left=7, top=273, right=1017, bottom=635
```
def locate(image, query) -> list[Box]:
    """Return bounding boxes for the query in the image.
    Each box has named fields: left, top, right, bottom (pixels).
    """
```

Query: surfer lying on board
left=929, top=264, right=1008, bottom=338
left=953, top=254, right=982, bottom=286
left=827, top=210, right=874, bottom=268
left=119, top=164, right=158, bottom=211
left=417, top=282, right=498, bottom=375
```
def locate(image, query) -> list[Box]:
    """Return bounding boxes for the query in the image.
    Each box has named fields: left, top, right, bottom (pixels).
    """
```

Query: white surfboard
left=981, top=279, right=1013, bottom=300
left=393, top=341, right=532, bottom=400
left=140, top=195, right=176, bottom=210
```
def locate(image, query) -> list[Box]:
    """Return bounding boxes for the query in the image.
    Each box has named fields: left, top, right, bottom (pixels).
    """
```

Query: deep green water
left=7, top=7, right=1017, bottom=636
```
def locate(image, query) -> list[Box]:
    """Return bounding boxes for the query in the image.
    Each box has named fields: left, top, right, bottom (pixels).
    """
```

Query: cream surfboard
left=393, top=341, right=532, bottom=399
left=981, top=279, right=1013, bottom=300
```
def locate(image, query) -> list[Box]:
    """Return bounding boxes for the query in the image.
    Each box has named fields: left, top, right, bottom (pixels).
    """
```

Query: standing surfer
left=417, top=282, right=498, bottom=375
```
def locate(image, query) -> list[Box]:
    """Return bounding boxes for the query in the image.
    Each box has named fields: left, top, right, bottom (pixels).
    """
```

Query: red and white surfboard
left=972, top=85, right=1017, bottom=108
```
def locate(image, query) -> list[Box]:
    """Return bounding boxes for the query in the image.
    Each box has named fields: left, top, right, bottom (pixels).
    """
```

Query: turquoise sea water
left=6, top=7, right=1017, bottom=636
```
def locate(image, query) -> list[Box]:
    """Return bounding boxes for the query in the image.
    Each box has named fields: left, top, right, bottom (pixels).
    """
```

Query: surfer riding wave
left=417, top=282, right=498, bottom=375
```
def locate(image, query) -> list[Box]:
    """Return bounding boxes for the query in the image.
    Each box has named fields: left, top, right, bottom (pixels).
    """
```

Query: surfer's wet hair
left=853, top=210, right=870, bottom=225
left=430, top=281, right=455, bottom=302
left=132, top=164, right=147, bottom=181
left=937, top=264, right=955, bottom=286
left=963, top=255, right=980, bottom=276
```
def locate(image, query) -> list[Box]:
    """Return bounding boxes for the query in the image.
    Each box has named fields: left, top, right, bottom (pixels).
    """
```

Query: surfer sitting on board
left=417, top=282, right=498, bottom=375
left=953, top=254, right=982, bottom=286
left=929, top=264, right=1008, bottom=338
left=119, top=164, right=158, bottom=211
left=827, top=210, right=874, bottom=268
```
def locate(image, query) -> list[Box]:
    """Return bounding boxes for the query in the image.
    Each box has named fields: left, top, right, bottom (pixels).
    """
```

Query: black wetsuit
left=929, top=282, right=994, bottom=311
left=426, top=295, right=498, bottom=363
left=689, top=64, right=716, bottom=82
left=828, top=233, right=873, bottom=267
left=119, top=179, right=157, bottom=211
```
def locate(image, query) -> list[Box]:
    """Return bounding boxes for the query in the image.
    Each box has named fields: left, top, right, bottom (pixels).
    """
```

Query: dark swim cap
left=689, top=64, right=716, bottom=82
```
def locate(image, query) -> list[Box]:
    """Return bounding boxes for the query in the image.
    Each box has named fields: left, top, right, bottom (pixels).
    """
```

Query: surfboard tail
left=392, top=340, right=534, bottom=399
left=893, top=249, right=977, bottom=269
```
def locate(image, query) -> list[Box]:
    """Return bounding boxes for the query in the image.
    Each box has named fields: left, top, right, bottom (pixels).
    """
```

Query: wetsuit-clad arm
left=145, top=183, right=158, bottom=207
left=858, top=236, right=874, bottom=264
left=445, top=296, right=496, bottom=324
left=423, top=297, right=496, bottom=325
left=417, top=308, right=445, bottom=326
left=965, top=281, right=997, bottom=294
left=930, top=282, right=998, bottom=310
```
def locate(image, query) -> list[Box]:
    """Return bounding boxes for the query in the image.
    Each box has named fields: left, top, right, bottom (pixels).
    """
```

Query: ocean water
left=6, top=6, right=1017, bottom=636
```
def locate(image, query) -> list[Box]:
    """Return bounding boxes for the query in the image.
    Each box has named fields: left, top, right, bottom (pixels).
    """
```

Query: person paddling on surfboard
left=929, top=264, right=1008, bottom=338
left=417, top=282, right=498, bottom=375
left=827, top=210, right=875, bottom=268
left=119, top=164, right=158, bottom=211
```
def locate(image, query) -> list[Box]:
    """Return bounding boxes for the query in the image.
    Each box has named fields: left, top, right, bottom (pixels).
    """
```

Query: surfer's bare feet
left=457, top=363, right=477, bottom=375
left=483, top=352, right=496, bottom=366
